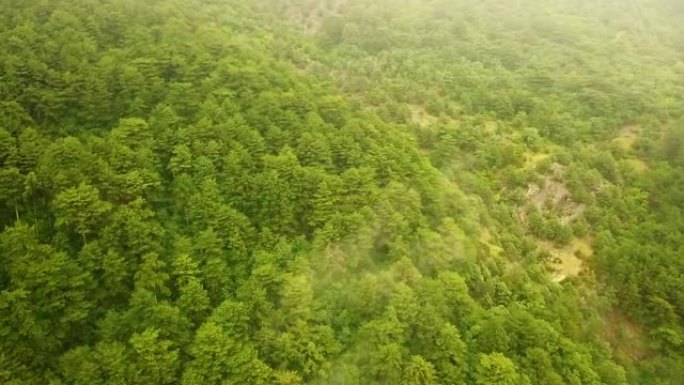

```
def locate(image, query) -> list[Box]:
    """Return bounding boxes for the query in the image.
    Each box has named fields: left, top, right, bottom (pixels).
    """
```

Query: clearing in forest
left=518, top=166, right=591, bottom=282
left=522, top=152, right=550, bottom=169
left=613, top=125, right=640, bottom=151
left=408, top=104, right=438, bottom=127
left=479, top=228, right=503, bottom=256
left=613, top=126, right=650, bottom=172
left=602, top=310, right=654, bottom=363
left=541, top=237, right=592, bottom=282
left=525, top=173, right=586, bottom=225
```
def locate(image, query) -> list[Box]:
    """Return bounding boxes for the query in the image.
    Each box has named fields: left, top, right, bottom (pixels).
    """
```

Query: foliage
left=0, top=0, right=682, bottom=384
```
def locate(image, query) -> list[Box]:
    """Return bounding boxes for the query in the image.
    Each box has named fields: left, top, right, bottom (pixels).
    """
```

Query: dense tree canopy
left=0, top=0, right=682, bottom=384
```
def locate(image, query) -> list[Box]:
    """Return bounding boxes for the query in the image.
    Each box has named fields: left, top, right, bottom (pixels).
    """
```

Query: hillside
left=0, top=0, right=682, bottom=384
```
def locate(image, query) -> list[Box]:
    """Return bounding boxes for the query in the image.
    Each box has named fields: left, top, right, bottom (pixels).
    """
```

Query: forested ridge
left=0, top=0, right=682, bottom=384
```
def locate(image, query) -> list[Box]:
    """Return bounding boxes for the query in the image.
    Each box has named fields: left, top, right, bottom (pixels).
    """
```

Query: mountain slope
left=0, top=0, right=682, bottom=384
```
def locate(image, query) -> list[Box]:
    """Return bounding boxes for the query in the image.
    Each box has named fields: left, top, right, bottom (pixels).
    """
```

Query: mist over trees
left=0, top=0, right=682, bottom=384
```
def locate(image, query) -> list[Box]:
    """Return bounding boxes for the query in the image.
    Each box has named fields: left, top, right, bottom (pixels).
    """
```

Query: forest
left=0, top=0, right=683, bottom=384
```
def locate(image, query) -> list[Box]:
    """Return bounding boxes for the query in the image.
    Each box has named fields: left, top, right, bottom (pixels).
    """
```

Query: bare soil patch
left=541, top=237, right=592, bottom=282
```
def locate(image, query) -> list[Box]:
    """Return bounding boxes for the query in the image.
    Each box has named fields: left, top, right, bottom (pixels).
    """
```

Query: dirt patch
left=524, top=170, right=586, bottom=225
left=527, top=176, right=570, bottom=210
left=520, top=168, right=591, bottom=282
left=541, top=237, right=592, bottom=282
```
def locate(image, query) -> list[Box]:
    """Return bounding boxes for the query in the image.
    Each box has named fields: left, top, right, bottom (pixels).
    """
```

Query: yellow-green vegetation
left=613, top=126, right=641, bottom=152
left=543, top=237, right=593, bottom=282
left=1, top=1, right=683, bottom=384
left=408, top=104, right=438, bottom=127
left=479, top=227, right=504, bottom=257
left=523, top=152, right=551, bottom=170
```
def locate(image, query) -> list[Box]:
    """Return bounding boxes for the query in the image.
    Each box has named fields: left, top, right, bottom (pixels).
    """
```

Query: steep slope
left=0, top=0, right=682, bottom=384
left=266, top=0, right=684, bottom=382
